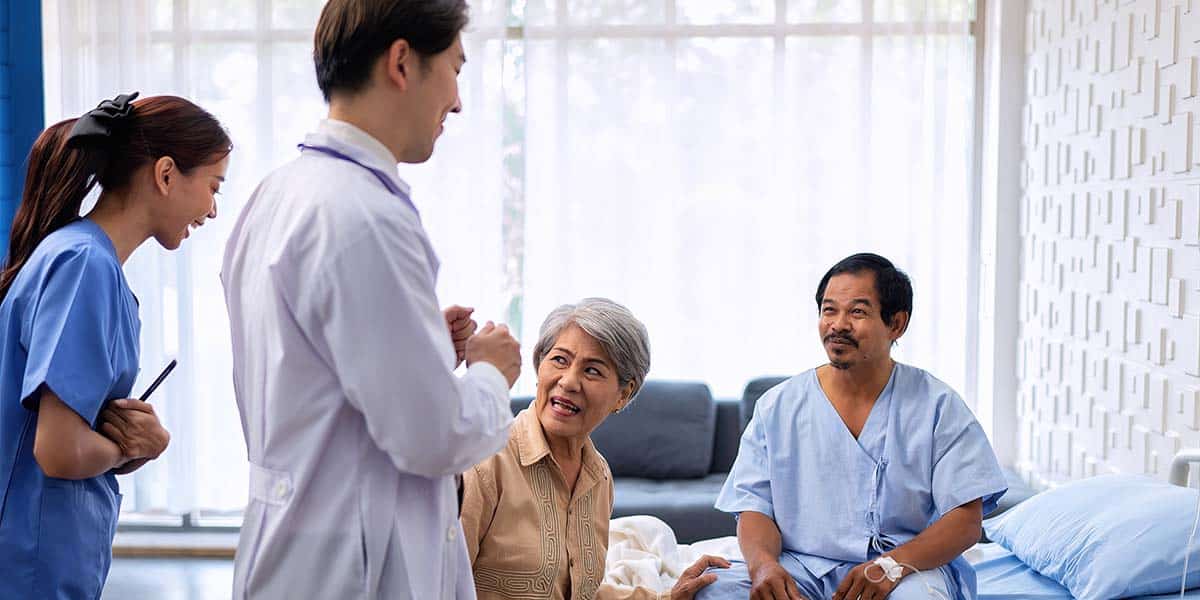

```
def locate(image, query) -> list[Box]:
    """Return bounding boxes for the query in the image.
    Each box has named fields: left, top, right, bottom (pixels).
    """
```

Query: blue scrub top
left=716, top=363, right=1008, bottom=600
left=0, top=218, right=141, bottom=599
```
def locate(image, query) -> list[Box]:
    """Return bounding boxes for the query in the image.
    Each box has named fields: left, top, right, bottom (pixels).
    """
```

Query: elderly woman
left=461, top=298, right=727, bottom=600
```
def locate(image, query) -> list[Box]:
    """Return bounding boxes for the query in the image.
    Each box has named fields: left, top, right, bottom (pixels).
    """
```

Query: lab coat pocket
left=36, top=479, right=117, bottom=600
left=356, top=489, right=368, bottom=590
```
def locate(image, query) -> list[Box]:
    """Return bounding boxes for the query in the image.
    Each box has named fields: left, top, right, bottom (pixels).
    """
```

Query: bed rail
left=1170, top=448, right=1200, bottom=487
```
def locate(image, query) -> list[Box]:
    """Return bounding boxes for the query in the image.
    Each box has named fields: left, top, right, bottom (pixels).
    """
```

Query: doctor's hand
left=443, top=305, right=478, bottom=368
left=749, top=560, right=807, bottom=600
left=98, top=399, right=171, bottom=465
left=831, top=561, right=899, bottom=600
left=670, top=554, right=732, bottom=600
left=465, top=321, right=522, bottom=387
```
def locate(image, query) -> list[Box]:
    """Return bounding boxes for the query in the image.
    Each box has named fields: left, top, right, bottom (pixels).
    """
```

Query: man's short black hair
left=814, top=253, right=913, bottom=327
left=313, top=0, right=469, bottom=102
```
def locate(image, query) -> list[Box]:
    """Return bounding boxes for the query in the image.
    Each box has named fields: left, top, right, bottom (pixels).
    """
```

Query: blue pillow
left=983, top=474, right=1200, bottom=600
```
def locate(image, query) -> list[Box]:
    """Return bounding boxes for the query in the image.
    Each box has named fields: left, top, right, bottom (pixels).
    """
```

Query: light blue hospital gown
left=699, top=363, right=1007, bottom=600
left=0, top=219, right=141, bottom=599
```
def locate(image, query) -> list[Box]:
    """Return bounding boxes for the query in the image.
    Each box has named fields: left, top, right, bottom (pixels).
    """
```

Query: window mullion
left=859, top=0, right=874, bottom=219
left=256, top=0, right=274, bottom=169
left=501, top=0, right=529, bottom=335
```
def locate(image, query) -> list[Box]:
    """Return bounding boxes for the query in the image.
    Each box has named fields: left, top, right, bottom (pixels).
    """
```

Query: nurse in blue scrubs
left=0, top=93, right=231, bottom=599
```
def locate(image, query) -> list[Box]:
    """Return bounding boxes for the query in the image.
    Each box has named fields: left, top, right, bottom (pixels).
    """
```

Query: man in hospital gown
left=699, top=253, right=1007, bottom=600
left=220, top=1, right=522, bottom=598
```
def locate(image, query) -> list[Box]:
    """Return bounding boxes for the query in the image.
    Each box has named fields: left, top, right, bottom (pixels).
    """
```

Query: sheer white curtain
left=42, top=0, right=977, bottom=519
left=512, top=0, right=977, bottom=399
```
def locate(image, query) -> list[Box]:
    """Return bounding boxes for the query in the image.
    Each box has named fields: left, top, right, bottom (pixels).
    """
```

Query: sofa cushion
left=509, top=382, right=717, bottom=479
left=591, top=381, right=716, bottom=479
left=613, top=473, right=735, bottom=543
left=740, top=376, right=788, bottom=428
left=511, top=396, right=533, bottom=416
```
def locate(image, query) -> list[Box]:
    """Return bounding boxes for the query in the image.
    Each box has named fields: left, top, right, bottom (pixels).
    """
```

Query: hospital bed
left=970, top=449, right=1200, bottom=600
left=603, top=450, right=1200, bottom=600
left=971, top=542, right=1198, bottom=599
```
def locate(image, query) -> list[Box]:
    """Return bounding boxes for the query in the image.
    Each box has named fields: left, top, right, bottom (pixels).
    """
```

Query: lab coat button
left=274, top=481, right=289, bottom=500
left=446, top=526, right=457, bottom=541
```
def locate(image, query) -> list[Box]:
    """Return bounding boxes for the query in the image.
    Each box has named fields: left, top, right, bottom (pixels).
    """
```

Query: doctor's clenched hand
left=443, top=305, right=478, bottom=368
left=465, top=321, right=522, bottom=387
left=98, top=399, right=171, bottom=474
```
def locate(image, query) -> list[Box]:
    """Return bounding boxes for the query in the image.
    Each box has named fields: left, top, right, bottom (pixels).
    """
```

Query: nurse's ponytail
left=0, top=94, right=231, bottom=300
left=0, top=120, right=97, bottom=300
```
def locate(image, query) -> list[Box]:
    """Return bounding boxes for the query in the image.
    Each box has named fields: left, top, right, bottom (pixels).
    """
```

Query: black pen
left=138, top=359, right=177, bottom=402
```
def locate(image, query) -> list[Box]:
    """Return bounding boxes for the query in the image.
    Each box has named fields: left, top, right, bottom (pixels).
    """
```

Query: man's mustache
left=824, top=333, right=858, bottom=347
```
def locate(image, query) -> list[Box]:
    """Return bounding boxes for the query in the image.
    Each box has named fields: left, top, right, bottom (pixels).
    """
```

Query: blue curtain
left=0, top=0, right=43, bottom=258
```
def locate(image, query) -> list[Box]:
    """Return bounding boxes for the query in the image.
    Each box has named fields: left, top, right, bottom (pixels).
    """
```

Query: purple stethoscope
left=297, top=142, right=440, bottom=279
left=297, top=143, right=419, bottom=215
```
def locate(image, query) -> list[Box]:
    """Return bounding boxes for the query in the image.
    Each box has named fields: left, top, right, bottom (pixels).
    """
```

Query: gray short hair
left=532, top=298, right=652, bottom=399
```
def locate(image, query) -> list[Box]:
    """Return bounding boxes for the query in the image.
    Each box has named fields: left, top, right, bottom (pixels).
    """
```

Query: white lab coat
left=221, top=119, right=513, bottom=599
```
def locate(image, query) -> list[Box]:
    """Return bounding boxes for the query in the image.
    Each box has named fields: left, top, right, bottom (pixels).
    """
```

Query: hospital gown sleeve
left=930, top=390, right=1008, bottom=517
left=714, top=390, right=776, bottom=519
left=20, top=247, right=119, bottom=425
left=278, top=221, right=512, bottom=479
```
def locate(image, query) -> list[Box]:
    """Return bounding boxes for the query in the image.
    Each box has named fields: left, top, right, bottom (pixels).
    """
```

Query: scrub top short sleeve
left=19, top=248, right=119, bottom=425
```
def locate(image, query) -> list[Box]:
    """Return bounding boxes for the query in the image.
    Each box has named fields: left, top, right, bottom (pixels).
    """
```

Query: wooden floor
left=103, top=557, right=233, bottom=599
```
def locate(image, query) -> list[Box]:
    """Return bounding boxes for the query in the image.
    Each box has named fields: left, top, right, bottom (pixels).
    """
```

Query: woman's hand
left=98, top=399, right=170, bottom=464
left=671, top=555, right=732, bottom=600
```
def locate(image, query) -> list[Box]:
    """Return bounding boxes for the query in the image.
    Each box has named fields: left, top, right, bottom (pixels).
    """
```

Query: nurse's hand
left=749, top=560, right=806, bottom=600
left=443, top=305, right=478, bottom=368
left=831, top=561, right=899, bottom=600
left=466, top=321, right=522, bottom=387
left=670, top=555, right=731, bottom=599
left=98, top=399, right=171, bottom=462
left=112, top=457, right=151, bottom=474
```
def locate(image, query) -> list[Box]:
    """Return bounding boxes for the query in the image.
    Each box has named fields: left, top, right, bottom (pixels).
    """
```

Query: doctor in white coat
left=220, top=1, right=521, bottom=598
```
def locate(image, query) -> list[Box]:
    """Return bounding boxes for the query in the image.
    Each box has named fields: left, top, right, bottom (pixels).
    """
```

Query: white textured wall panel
left=1021, top=0, right=1200, bottom=486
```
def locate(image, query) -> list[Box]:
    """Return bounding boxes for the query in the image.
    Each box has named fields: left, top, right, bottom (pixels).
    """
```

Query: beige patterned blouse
left=461, top=408, right=663, bottom=600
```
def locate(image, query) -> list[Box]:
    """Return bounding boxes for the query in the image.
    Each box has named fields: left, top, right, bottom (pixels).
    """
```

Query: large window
left=43, top=0, right=979, bottom=524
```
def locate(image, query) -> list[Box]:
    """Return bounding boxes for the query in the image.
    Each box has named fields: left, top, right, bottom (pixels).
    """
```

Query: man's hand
left=831, top=560, right=899, bottom=600
left=670, top=555, right=732, bottom=600
left=465, top=321, right=522, bottom=387
left=98, top=399, right=170, bottom=466
left=443, top=305, right=478, bottom=368
left=749, top=560, right=806, bottom=600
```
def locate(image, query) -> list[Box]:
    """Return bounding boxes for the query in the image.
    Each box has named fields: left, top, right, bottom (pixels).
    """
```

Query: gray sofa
left=510, top=376, right=1035, bottom=545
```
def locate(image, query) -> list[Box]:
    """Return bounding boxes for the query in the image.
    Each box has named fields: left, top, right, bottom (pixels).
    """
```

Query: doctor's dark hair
left=814, top=253, right=914, bottom=328
left=313, top=0, right=469, bottom=102
left=0, top=96, right=232, bottom=300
